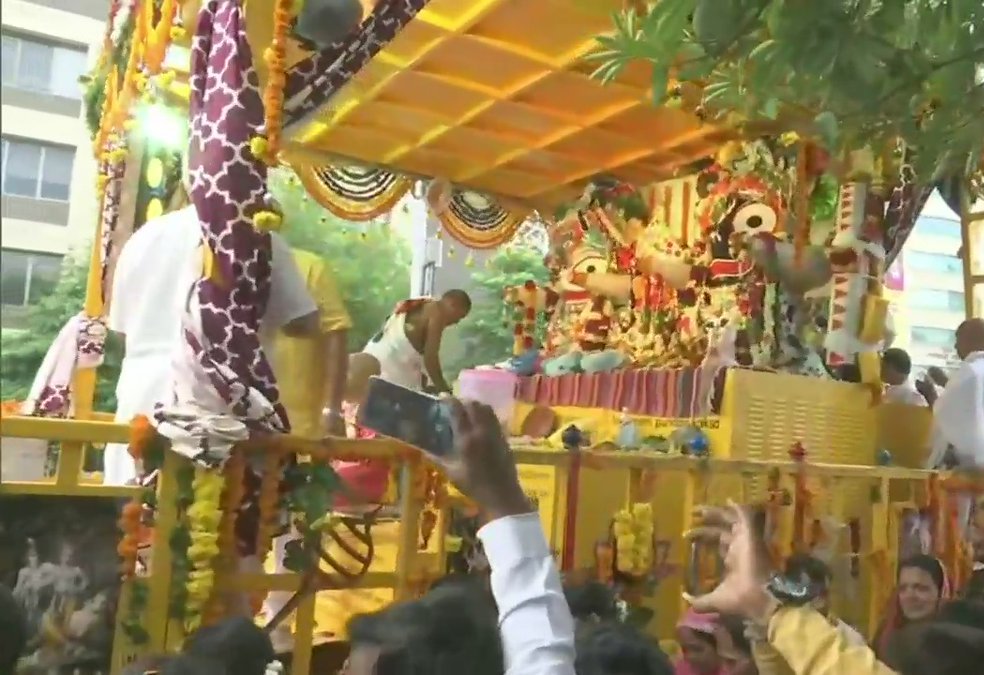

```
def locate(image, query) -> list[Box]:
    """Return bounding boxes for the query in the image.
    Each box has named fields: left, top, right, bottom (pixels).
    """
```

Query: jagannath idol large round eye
left=732, top=202, right=778, bottom=234
left=573, top=256, right=607, bottom=275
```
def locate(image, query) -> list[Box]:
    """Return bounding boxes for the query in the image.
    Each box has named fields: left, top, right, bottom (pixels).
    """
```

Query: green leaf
left=814, top=111, right=840, bottom=149
left=650, top=66, right=670, bottom=104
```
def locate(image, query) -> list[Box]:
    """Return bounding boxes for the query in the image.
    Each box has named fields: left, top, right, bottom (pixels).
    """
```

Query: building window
left=0, top=249, right=63, bottom=306
left=1, top=137, right=75, bottom=201
left=909, top=289, right=965, bottom=312
left=906, top=251, right=963, bottom=275
left=911, top=326, right=956, bottom=349
left=915, top=216, right=962, bottom=240
left=1, top=32, right=87, bottom=99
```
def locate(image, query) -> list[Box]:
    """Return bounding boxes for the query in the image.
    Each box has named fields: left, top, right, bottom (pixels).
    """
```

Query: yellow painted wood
left=0, top=416, right=130, bottom=443
left=0, top=481, right=138, bottom=498
left=55, top=441, right=85, bottom=488
left=960, top=189, right=982, bottom=318
left=292, top=594, right=317, bottom=675
left=147, top=450, right=181, bottom=652
left=394, top=462, right=423, bottom=601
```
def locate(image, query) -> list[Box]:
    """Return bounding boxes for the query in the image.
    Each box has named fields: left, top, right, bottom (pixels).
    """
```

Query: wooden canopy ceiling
left=242, top=0, right=736, bottom=210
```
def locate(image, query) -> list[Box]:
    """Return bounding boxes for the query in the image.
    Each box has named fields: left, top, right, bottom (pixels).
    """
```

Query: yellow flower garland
left=613, top=502, right=654, bottom=577
left=184, top=467, right=224, bottom=633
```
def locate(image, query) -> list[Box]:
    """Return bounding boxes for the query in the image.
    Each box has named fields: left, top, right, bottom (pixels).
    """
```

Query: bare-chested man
left=346, top=289, right=472, bottom=400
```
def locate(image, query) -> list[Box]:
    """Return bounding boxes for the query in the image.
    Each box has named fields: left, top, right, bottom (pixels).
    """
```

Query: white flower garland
left=109, top=0, right=138, bottom=46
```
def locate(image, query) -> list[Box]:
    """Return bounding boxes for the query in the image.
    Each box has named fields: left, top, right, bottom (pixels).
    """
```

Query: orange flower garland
left=255, top=0, right=291, bottom=165
left=118, top=499, right=143, bottom=579
left=128, top=414, right=156, bottom=461
left=255, top=452, right=283, bottom=561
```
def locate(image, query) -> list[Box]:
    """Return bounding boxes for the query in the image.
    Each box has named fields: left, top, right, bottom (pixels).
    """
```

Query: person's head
left=955, top=318, right=984, bottom=360
left=183, top=616, right=275, bottom=675
left=0, top=586, right=26, bottom=674
left=887, top=599, right=984, bottom=675
left=574, top=621, right=673, bottom=675
left=897, top=555, right=947, bottom=623
left=881, top=347, right=912, bottom=385
left=675, top=609, right=722, bottom=675
left=439, top=289, right=471, bottom=326
left=784, top=553, right=833, bottom=615
left=713, top=615, right=755, bottom=675
left=345, top=576, right=502, bottom=675
left=564, top=580, right=619, bottom=628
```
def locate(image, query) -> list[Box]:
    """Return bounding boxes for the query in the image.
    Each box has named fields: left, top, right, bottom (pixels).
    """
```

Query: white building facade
left=1, top=0, right=107, bottom=327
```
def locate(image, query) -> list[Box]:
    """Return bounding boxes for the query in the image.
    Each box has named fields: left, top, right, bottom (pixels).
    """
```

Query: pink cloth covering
left=677, top=608, right=720, bottom=634
left=332, top=461, right=389, bottom=507
left=674, top=609, right=725, bottom=675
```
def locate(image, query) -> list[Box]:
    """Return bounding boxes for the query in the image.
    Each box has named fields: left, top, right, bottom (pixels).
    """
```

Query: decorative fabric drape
left=293, top=163, right=413, bottom=220
left=282, top=0, right=430, bottom=129
left=167, top=0, right=286, bottom=434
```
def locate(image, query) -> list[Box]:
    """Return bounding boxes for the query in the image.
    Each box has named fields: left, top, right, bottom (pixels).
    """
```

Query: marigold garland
left=257, top=0, right=291, bottom=165
left=255, top=452, right=284, bottom=561
left=128, top=414, right=156, bottom=460
left=613, top=502, right=654, bottom=577
left=184, top=467, right=224, bottom=633
left=117, top=499, right=143, bottom=579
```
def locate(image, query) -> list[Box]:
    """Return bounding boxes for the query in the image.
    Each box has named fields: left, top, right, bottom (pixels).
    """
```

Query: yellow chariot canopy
left=285, top=0, right=734, bottom=211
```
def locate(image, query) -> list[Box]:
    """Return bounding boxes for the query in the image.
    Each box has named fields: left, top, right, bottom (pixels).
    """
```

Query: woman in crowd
left=873, top=554, right=949, bottom=666
left=674, top=609, right=725, bottom=675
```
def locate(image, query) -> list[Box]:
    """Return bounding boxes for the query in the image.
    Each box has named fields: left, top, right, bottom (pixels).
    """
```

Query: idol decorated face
left=707, top=191, right=781, bottom=261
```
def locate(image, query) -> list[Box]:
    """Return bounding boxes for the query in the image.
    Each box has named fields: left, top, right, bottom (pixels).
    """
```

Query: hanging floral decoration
left=255, top=452, right=285, bottom=563
left=118, top=499, right=143, bottom=578
left=293, top=163, right=414, bottom=220
left=184, top=466, right=225, bottom=633
left=613, top=502, right=654, bottom=577
left=427, top=180, right=528, bottom=249
left=254, top=0, right=292, bottom=165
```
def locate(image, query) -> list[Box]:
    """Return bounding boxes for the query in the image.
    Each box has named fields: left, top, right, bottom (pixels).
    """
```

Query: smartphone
left=357, top=376, right=455, bottom=459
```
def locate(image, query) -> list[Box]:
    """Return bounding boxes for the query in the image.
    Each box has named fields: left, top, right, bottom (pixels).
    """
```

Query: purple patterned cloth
left=22, top=315, right=107, bottom=418
left=283, top=0, right=430, bottom=129
left=175, top=0, right=286, bottom=431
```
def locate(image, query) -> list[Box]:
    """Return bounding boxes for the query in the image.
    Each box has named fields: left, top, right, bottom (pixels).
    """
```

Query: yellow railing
left=1, top=415, right=973, bottom=673
left=0, top=415, right=445, bottom=674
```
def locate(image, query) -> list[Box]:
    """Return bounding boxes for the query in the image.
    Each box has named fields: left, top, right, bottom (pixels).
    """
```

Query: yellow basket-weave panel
left=725, top=370, right=877, bottom=464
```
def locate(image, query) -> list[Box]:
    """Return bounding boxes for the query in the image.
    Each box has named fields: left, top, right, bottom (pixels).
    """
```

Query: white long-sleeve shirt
left=927, top=351, right=984, bottom=469
left=478, top=513, right=576, bottom=675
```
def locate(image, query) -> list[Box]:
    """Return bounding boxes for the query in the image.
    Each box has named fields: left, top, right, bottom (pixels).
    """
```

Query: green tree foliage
left=0, top=255, right=123, bottom=411
left=590, top=0, right=984, bottom=181
left=446, top=245, right=550, bottom=377
left=269, top=169, right=411, bottom=350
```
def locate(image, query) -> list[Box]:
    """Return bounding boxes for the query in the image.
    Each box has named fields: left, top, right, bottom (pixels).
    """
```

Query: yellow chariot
left=1, top=1, right=982, bottom=673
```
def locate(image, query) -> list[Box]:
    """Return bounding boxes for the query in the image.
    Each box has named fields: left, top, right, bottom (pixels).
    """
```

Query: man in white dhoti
left=103, top=204, right=320, bottom=485
left=923, top=318, right=984, bottom=470
left=345, top=290, right=472, bottom=400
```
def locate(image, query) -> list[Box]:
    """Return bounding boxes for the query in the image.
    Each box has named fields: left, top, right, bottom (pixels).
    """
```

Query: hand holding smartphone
left=357, top=376, right=456, bottom=459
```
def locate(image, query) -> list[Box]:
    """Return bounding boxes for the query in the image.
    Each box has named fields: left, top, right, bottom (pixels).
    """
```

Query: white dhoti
left=360, top=312, right=424, bottom=390
left=104, top=349, right=173, bottom=486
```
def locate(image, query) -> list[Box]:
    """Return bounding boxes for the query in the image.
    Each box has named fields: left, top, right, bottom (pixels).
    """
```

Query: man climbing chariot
left=335, top=291, right=471, bottom=503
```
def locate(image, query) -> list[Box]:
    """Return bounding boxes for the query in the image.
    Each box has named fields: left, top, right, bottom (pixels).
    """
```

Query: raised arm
left=444, top=398, right=576, bottom=675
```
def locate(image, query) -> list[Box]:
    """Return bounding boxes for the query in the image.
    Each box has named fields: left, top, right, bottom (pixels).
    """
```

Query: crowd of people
left=5, top=397, right=984, bottom=674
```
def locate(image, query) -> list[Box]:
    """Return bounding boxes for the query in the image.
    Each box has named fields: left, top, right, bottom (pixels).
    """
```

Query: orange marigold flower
left=128, top=414, right=155, bottom=459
